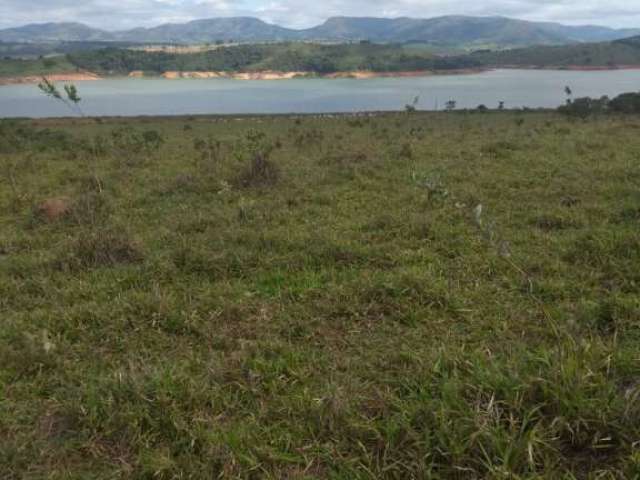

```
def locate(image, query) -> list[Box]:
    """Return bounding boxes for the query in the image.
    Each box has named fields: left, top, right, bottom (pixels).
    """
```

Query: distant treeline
left=67, top=43, right=482, bottom=75
left=2, top=35, right=640, bottom=78
left=472, top=36, right=640, bottom=67
left=66, top=36, right=640, bottom=75
left=559, top=91, right=640, bottom=117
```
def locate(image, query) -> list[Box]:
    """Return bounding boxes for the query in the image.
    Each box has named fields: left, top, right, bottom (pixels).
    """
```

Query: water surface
left=1, top=69, right=640, bottom=118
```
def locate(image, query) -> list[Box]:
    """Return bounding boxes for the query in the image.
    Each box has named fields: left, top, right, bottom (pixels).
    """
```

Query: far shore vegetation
left=2, top=35, right=640, bottom=80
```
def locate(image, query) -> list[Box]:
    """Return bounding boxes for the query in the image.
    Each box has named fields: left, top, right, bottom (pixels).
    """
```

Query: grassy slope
left=0, top=55, right=77, bottom=77
left=1, top=112, right=640, bottom=478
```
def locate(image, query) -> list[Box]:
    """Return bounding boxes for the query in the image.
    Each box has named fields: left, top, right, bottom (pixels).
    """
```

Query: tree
left=609, top=92, right=640, bottom=113
left=445, top=100, right=457, bottom=112
left=498, top=101, right=505, bottom=110
left=564, top=85, right=573, bottom=105
left=37, top=79, right=101, bottom=191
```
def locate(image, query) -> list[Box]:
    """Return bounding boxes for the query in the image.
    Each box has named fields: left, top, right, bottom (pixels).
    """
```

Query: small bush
left=532, top=214, right=581, bottom=232
left=398, top=142, right=413, bottom=160
left=558, top=96, right=609, bottom=119
left=615, top=207, right=640, bottom=223
left=57, top=228, right=143, bottom=270
left=67, top=192, right=111, bottom=225
left=480, top=140, right=519, bottom=159
left=292, top=128, right=324, bottom=149
left=193, top=136, right=222, bottom=172
left=234, top=152, right=280, bottom=188
left=321, top=145, right=372, bottom=167
left=233, top=130, right=280, bottom=188
left=111, top=127, right=164, bottom=165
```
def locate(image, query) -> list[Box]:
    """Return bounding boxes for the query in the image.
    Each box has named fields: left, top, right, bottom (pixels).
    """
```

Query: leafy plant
left=194, top=135, right=222, bottom=170
left=404, top=95, right=420, bottom=113
left=38, top=77, right=83, bottom=116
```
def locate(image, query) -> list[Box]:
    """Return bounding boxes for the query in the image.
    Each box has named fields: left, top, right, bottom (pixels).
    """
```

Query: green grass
left=1, top=111, right=640, bottom=478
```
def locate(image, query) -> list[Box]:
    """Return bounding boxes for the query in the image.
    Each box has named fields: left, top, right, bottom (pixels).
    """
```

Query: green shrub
left=233, top=130, right=280, bottom=188
left=609, top=92, right=640, bottom=113
left=558, top=96, right=609, bottom=118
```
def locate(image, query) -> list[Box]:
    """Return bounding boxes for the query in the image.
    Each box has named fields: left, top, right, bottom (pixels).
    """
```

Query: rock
left=36, top=197, right=71, bottom=222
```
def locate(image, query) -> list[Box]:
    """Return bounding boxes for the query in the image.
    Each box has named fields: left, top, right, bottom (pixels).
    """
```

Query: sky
left=1, top=0, right=640, bottom=30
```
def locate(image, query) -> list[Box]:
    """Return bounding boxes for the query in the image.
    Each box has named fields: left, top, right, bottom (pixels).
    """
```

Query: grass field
left=1, top=111, right=639, bottom=478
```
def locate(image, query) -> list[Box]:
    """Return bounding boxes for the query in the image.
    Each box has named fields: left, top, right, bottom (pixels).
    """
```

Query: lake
left=1, top=69, right=640, bottom=118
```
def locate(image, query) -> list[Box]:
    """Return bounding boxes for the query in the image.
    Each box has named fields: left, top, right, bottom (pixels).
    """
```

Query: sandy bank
left=325, top=68, right=489, bottom=78
left=158, top=71, right=309, bottom=80
left=152, top=68, right=489, bottom=80
left=4, top=65, right=640, bottom=87
left=0, top=72, right=101, bottom=86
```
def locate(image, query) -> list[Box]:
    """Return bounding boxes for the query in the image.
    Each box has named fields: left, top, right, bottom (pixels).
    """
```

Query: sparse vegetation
left=1, top=111, right=640, bottom=478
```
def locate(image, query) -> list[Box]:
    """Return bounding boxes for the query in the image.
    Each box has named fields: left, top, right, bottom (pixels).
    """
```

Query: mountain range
left=1, top=16, right=639, bottom=49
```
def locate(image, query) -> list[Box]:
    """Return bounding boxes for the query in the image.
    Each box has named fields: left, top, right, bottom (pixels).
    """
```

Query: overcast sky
left=2, top=0, right=640, bottom=30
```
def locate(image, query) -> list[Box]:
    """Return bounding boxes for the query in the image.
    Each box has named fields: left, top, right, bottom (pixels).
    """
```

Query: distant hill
left=1, top=16, right=638, bottom=49
left=0, top=22, right=114, bottom=42
left=300, top=16, right=636, bottom=47
left=115, top=17, right=298, bottom=44
left=0, top=41, right=137, bottom=58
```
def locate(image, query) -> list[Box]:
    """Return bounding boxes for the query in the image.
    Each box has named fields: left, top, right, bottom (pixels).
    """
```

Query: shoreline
left=0, top=72, right=101, bottom=86
left=0, top=68, right=488, bottom=85
left=494, top=64, right=640, bottom=72
left=2, top=65, right=640, bottom=85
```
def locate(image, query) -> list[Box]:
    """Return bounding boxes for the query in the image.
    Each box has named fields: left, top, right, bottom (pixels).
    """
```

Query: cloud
left=1, top=0, right=639, bottom=30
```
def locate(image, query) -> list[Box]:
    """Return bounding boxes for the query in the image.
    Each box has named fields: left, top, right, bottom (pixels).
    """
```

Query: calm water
left=1, top=69, right=640, bottom=118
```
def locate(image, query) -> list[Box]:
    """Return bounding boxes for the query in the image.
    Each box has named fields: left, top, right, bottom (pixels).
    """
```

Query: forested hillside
left=472, top=36, right=640, bottom=67
left=66, top=43, right=482, bottom=75
left=3, top=36, right=640, bottom=80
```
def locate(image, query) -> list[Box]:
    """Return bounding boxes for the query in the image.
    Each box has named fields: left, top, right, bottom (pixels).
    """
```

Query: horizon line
left=1, top=14, right=638, bottom=34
